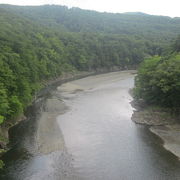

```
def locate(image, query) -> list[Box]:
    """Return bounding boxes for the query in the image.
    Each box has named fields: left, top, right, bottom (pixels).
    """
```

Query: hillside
left=1, top=4, right=180, bottom=42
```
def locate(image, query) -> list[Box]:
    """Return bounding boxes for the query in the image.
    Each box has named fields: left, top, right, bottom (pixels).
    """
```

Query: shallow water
left=1, top=71, right=180, bottom=180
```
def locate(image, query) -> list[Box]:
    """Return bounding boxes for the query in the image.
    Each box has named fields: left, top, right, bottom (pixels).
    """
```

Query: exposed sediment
left=150, top=125, right=180, bottom=159
left=132, top=103, right=180, bottom=159
left=36, top=96, right=68, bottom=154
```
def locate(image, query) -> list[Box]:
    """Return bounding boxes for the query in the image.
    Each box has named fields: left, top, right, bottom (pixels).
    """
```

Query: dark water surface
left=1, top=71, right=180, bottom=180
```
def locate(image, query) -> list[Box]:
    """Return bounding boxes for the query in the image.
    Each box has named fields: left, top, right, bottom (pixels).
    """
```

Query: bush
left=134, top=53, right=180, bottom=107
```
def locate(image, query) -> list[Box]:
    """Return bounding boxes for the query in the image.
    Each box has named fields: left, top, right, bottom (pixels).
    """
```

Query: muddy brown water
left=1, top=71, right=180, bottom=180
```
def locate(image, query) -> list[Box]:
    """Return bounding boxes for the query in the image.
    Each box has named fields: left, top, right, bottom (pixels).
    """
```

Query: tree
left=8, top=96, right=23, bottom=119
left=134, top=53, right=180, bottom=107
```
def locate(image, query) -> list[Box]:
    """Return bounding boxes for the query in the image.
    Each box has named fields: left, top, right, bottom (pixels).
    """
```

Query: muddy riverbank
left=132, top=103, right=180, bottom=159
left=0, top=71, right=94, bottom=155
left=150, top=124, right=180, bottom=159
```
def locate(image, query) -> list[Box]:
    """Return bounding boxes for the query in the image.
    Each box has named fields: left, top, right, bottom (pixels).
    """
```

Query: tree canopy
left=134, top=39, right=180, bottom=108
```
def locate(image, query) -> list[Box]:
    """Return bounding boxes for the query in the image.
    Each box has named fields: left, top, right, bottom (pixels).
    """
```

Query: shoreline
left=0, top=71, right=94, bottom=160
left=131, top=101, right=180, bottom=159
left=0, top=70, right=136, bottom=160
left=150, top=125, right=180, bottom=160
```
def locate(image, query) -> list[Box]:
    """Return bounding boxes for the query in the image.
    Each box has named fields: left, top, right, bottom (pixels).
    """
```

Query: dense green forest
left=134, top=36, right=180, bottom=108
left=1, top=5, right=180, bottom=41
left=0, top=4, right=180, bottom=128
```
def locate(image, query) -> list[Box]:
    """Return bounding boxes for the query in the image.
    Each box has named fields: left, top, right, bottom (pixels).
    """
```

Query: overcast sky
left=0, top=0, right=180, bottom=17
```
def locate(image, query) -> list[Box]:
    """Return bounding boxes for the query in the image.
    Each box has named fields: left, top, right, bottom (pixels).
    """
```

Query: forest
left=134, top=36, right=180, bottom=108
left=0, top=4, right=180, bottom=137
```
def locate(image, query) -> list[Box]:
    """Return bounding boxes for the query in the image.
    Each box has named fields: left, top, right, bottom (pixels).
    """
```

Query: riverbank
left=0, top=69, right=135, bottom=166
left=131, top=102, right=180, bottom=159
left=0, top=70, right=137, bottom=179
left=0, top=69, right=113, bottom=151
left=0, top=71, right=94, bottom=164
left=150, top=125, right=180, bottom=159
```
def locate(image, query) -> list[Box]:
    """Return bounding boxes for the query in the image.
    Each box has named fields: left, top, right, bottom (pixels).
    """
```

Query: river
left=0, top=71, right=180, bottom=180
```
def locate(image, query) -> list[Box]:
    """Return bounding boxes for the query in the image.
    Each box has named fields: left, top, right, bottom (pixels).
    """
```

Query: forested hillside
left=0, top=4, right=180, bottom=125
left=1, top=5, right=180, bottom=42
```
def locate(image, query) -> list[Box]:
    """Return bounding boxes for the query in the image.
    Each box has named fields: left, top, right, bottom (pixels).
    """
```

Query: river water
left=1, top=71, right=180, bottom=180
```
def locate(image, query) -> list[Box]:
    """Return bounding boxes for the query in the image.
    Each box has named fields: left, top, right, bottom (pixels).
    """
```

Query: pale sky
left=0, top=0, right=180, bottom=17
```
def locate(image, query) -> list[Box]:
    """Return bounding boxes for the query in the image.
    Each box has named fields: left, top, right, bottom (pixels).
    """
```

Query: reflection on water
left=1, top=71, right=180, bottom=180
left=58, top=72, right=180, bottom=180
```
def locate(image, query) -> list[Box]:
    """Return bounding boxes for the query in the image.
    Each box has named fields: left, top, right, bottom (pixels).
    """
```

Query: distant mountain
left=123, top=12, right=149, bottom=16
left=0, top=4, right=180, bottom=44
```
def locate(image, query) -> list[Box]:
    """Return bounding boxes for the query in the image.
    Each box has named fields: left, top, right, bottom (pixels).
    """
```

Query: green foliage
left=2, top=5, right=180, bottom=44
left=0, top=160, right=4, bottom=169
left=173, top=35, right=180, bottom=52
left=134, top=56, right=161, bottom=100
left=0, top=84, right=9, bottom=118
left=134, top=42, right=180, bottom=107
left=0, top=116, right=4, bottom=124
left=8, top=96, right=23, bottom=118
